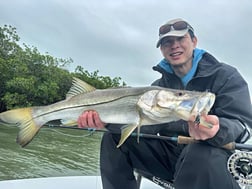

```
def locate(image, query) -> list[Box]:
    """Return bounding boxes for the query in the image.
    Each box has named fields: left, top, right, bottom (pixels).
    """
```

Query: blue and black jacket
left=152, top=49, right=252, bottom=147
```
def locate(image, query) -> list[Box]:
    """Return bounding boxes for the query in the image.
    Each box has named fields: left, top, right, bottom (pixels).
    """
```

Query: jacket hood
left=153, top=51, right=223, bottom=80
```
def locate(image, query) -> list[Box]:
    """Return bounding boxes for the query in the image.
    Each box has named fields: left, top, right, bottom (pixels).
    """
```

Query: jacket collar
left=157, top=48, right=206, bottom=86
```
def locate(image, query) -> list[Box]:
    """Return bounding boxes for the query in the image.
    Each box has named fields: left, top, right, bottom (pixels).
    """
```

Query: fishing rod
left=44, top=124, right=252, bottom=151
left=45, top=124, right=252, bottom=186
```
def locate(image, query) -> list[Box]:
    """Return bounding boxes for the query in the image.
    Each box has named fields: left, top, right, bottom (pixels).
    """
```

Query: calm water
left=1, top=124, right=252, bottom=189
left=0, top=125, right=102, bottom=181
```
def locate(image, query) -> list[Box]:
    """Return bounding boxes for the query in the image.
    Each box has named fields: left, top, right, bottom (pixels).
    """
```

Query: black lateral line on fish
left=22, top=93, right=144, bottom=124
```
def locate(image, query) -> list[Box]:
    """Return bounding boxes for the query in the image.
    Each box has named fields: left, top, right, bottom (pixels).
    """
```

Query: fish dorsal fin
left=66, top=77, right=96, bottom=99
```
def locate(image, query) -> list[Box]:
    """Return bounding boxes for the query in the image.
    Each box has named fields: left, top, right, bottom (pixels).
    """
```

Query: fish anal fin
left=66, top=77, right=96, bottom=99
left=117, top=124, right=138, bottom=148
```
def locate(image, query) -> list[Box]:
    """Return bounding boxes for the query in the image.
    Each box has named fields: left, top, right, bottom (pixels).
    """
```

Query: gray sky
left=1, top=0, right=252, bottom=97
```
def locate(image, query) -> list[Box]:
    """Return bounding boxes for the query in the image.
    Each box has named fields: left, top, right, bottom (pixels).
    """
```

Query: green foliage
left=0, top=25, right=125, bottom=111
left=73, top=66, right=126, bottom=89
left=0, top=25, right=21, bottom=59
left=2, top=92, right=32, bottom=109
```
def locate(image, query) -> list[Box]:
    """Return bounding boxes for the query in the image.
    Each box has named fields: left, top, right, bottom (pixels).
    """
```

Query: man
left=78, top=18, right=252, bottom=189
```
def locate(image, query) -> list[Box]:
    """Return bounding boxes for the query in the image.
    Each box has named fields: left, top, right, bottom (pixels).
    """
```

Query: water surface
left=0, top=125, right=102, bottom=181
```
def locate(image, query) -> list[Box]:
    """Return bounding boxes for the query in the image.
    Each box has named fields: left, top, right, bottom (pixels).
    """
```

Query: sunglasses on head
left=159, top=21, right=194, bottom=36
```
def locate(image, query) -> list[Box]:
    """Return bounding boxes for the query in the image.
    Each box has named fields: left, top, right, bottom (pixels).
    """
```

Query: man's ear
left=192, top=36, right=198, bottom=48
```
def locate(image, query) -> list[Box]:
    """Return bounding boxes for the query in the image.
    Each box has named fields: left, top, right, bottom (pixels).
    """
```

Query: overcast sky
left=1, top=0, right=252, bottom=97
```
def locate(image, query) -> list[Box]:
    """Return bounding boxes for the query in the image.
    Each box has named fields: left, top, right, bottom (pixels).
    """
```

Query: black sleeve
left=206, top=68, right=252, bottom=146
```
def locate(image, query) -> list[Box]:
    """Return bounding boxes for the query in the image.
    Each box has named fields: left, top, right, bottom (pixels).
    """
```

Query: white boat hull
left=0, top=176, right=163, bottom=189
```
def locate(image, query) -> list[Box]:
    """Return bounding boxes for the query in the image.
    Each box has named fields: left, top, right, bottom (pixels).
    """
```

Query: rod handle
left=177, top=136, right=236, bottom=150
left=177, top=136, right=197, bottom=144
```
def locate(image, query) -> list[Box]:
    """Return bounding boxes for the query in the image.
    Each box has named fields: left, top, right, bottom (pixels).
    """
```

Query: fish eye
left=176, top=92, right=184, bottom=96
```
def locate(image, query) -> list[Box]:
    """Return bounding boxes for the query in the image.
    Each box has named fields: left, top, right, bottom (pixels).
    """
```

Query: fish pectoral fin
left=60, top=119, right=77, bottom=127
left=117, top=124, right=138, bottom=148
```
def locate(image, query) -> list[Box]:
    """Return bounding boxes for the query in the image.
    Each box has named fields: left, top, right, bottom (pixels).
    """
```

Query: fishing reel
left=227, top=151, right=252, bottom=186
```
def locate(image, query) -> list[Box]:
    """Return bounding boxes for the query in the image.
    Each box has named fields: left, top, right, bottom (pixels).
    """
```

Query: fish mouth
left=176, top=92, right=215, bottom=120
left=192, top=93, right=215, bottom=114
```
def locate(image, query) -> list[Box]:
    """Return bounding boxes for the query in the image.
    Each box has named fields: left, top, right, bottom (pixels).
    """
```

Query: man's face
left=160, top=33, right=197, bottom=67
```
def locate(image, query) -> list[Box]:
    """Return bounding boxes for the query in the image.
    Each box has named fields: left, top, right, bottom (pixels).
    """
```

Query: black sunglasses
left=159, top=21, right=194, bottom=36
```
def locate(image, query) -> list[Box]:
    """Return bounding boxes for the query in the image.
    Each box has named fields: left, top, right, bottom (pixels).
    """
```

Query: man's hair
left=188, top=30, right=195, bottom=39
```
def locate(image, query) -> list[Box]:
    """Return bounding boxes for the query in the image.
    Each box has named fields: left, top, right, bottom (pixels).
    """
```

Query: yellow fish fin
left=0, top=108, right=41, bottom=147
left=117, top=124, right=138, bottom=148
left=17, top=119, right=40, bottom=147
left=60, top=119, right=77, bottom=127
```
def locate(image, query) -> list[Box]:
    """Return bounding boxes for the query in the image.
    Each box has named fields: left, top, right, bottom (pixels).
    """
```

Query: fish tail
left=0, top=108, right=41, bottom=147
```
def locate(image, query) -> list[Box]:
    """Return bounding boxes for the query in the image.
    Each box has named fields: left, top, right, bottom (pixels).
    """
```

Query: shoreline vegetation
left=0, top=25, right=126, bottom=112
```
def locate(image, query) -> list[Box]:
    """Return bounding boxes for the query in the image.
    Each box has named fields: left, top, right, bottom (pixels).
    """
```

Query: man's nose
left=170, top=39, right=180, bottom=48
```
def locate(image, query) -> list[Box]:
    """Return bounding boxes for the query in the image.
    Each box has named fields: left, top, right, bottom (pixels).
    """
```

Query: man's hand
left=77, top=110, right=106, bottom=129
left=188, top=115, right=219, bottom=140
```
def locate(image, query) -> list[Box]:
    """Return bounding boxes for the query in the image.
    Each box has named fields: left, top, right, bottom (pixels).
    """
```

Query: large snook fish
left=0, top=77, right=215, bottom=148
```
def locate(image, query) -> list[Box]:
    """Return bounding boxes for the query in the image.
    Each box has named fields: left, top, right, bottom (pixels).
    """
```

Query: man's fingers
left=86, top=111, right=96, bottom=128
left=93, top=112, right=105, bottom=129
left=78, top=111, right=88, bottom=128
left=78, top=111, right=105, bottom=129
